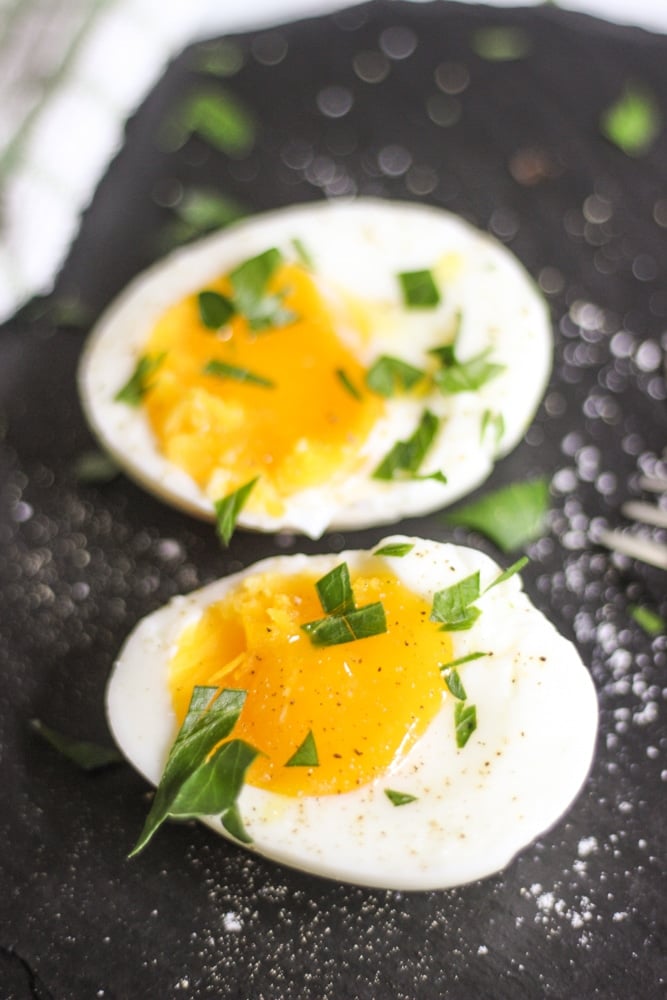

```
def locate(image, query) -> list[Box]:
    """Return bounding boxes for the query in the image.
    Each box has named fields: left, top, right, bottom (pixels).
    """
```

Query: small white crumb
left=577, top=836, right=598, bottom=857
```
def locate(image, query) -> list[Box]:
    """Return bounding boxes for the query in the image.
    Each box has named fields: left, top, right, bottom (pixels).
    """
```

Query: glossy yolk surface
left=168, top=567, right=451, bottom=796
left=142, top=262, right=384, bottom=516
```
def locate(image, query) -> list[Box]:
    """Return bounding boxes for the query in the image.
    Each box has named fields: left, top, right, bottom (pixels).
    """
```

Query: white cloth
left=0, top=0, right=665, bottom=322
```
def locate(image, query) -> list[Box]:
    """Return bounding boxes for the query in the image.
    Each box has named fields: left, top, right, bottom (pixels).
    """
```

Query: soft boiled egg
left=79, top=199, right=551, bottom=539
left=107, top=536, right=597, bottom=890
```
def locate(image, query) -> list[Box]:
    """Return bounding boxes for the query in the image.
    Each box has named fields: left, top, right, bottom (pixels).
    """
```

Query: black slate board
left=1, top=2, right=666, bottom=997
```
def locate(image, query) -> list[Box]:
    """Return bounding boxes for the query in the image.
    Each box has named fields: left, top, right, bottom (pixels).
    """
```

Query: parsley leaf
left=285, top=730, right=319, bottom=767
left=442, top=667, right=467, bottom=701
left=374, top=542, right=415, bottom=557
left=366, top=355, right=425, bottom=397
left=434, top=348, right=505, bottom=394
left=481, top=409, right=505, bottom=447
left=336, top=367, right=363, bottom=400
left=291, top=237, right=314, bottom=269
left=214, top=477, right=258, bottom=546
left=203, top=360, right=274, bottom=388
left=129, top=686, right=259, bottom=855
left=30, top=719, right=122, bottom=771
left=430, top=572, right=481, bottom=631
left=398, top=269, right=441, bottom=308
left=445, top=478, right=549, bottom=552
left=373, top=409, right=442, bottom=481
left=167, top=89, right=255, bottom=156
left=485, top=556, right=529, bottom=591
left=115, top=354, right=165, bottom=406
left=301, top=563, right=388, bottom=647
left=198, top=290, right=235, bottom=329
left=229, top=248, right=297, bottom=331
left=600, top=83, right=661, bottom=157
left=315, top=562, right=356, bottom=616
left=454, top=701, right=477, bottom=748
left=629, top=604, right=664, bottom=636
left=385, top=789, right=418, bottom=806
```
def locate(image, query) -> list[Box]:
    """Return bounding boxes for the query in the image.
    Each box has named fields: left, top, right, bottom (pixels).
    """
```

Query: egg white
left=78, top=199, right=552, bottom=538
left=107, top=536, right=597, bottom=890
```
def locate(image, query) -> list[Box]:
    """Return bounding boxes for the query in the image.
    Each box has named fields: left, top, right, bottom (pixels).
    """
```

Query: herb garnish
left=434, top=347, right=505, bottom=395
left=291, top=237, right=314, bottom=269
left=431, top=559, right=528, bottom=631
left=373, top=409, right=445, bottom=482
left=441, top=667, right=467, bottom=701
left=445, top=478, right=549, bottom=552
left=366, top=355, right=425, bottom=397
left=162, top=190, right=245, bottom=249
left=398, top=269, right=441, bottom=308
left=166, top=89, right=255, bottom=156
left=130, top=686, right=259, bottom=855
left=600, top=83, right=661, bottom=157
left=336, top=368, right=363, bottom=400
left=374, top=542, right=415, bottom=557
left=30, top=719, right=123, bottom=771
left=440, top=652, right=489, bottom=679
left=385, top=789, right=418, bottom=806
left=198, top=290, right=235, bottom=329
left=214, top=477, right=258, bottom=546
left=629, top=604, right=665, bottom=636
left=454, top=701, right=477, bottom=748
left=203, top=360, right=275, bottom=388
left=481, top=409, right=505, bottom=447
left=115, top=353, right=165, bottom=406
left=229, top=247, right=297, bottom=331
left=301, top=562, right=388, bottom=647
left=285, top=730, right=319, bottom=767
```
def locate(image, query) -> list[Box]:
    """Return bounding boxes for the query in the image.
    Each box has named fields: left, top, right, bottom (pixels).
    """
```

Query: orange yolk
left=142, top=262, right=384, bottom=516
left=168, top=568, right=451, bottom=796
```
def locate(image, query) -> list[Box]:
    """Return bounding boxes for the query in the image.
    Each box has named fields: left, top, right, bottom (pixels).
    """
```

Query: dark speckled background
left=1, top=2, right=666, bottom=998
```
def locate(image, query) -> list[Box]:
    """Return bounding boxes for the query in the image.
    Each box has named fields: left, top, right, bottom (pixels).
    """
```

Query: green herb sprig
left=301, top=562, right=388, bottom=647
left=445, top=479, right=549, bottom=552
left=373, top=409, right=446, bottom=483
left=214, top=477, right=258, bottom=546
left=30, top=719, right=123, bottom=771
left=115, top=353, right=166, bottom=406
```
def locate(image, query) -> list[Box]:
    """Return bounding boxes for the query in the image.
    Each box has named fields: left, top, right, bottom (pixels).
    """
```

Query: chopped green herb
left=442, top=667, right=467, bottom=701
left=30, top=719, right=122, bottom=771
left=374, top=542, right=415, bottom=557
left=435, top=348, right=505, bottom=394
left=600, top=83, right=661, bottom=157
left=115, top=353, right=165, bottom=406
left=203, top=360, right=274, bottom=388
left=454, top=701, right=477, bottom=748
left=302, top=603, right=387, bottom=647
left=385, top=789, right=418, bottom=807
left=176, top=189, right=245, bottom=232
left=220, top=802, right=252, bottom=844
left=285, top=730, right=319, bottom=767
left=366, top=355, right=425, bottom=397
left=230, top=247, right=296, bottom=331
left=336, top=367, right=363, bottom=400
left=481, top=409, right=505, bottom=447
left=485, top=556, right=529, bottom=591
left=315, top=562, right=356, bottom=616
left=73, top=449, right=120, bottom=485
left=291, top=237, right=314, bottom=269
left=472, top=26, right=531, bottom=61
left=439, top=651, right=489, bottom=675
left=167, top=89, right=255, bottom=156
left=430, top=572, right=481, bottom=631
left=373, top=409, right=441, bottom=481
left=195, top=40, right=244, bottom=78
left=214, top=477, right=258, bottom=546
left=629, top=604, right=665, bottom=636
left=130, top=686, right=259, bottom=855
left=198, top=290, right=236, bottom=329
left=398, top=269, right=441, bottom=308
left=445, top=478, right=549, bottom=552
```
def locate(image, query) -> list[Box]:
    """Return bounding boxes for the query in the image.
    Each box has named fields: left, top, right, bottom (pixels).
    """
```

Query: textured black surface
left=1, top=2, right=666, bottom=998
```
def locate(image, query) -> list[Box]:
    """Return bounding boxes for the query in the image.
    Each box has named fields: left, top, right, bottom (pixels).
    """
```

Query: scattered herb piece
left=220, top=802, right=252, bottom=844
left=481, top=409, right=505, bottom=447
left=445, top=478, right=549, bottom=552
left=30, top=719, right=123, bottom=771
left=73, top=449, right=120, bottom=485
left=472, top=26, right=531, bottom=61
left=434, top=348, right=505, bottom=394
left=454, top=701, right=477, bottom=748
left=291, top=237, right=314, bottom=268
left=203, top=360, right=275, bottom=388
left=195, top=40, right=244, bottom=78
left=166, top=89, right=255, bottom=156
left=214, top=477, right=258, bottom=546
left=430, top=572, right=481, bottom=632
left=398, top=269, right=441, bottom=308
left=629, top=604, right=665, bottom=636
left=176, top=189, right=245, bottom=231
left=442, top=667, right=467, bottom=701
left=285, top=730, right=319, bottom=767
left=485, top=556, right=529, bottom=591
left=301, top=562, right=388, bottom=647
left=385, top=789, right=418, bottom=806
left=439, top=651, right=489, bottom=675
left=373, top=409, right=442, bottom=481
left=198, top=290, right=236, bottom=329
left=374, top=542, right=415, bottom=557
left=366, top=355, right=425, bottom=397
left=114, top=353, right=165, bottom=406
left=336, top=368, right=363, bottom=400
left=130, top=686, right=260, bottom=855
left=230, top=247, right=297, bottom=331
left=600, top=83, right=661, bottom=157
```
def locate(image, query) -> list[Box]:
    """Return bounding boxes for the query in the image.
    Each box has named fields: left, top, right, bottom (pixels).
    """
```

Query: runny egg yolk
left=168, top=567, right=451, bottom=796
left=142, top=262, right=384, bottom=516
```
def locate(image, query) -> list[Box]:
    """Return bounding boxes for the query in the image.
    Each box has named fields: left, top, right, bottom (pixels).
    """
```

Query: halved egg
left=107, top=536, right=597, bottom=890
left=79, top=199, right=551, bottom=538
